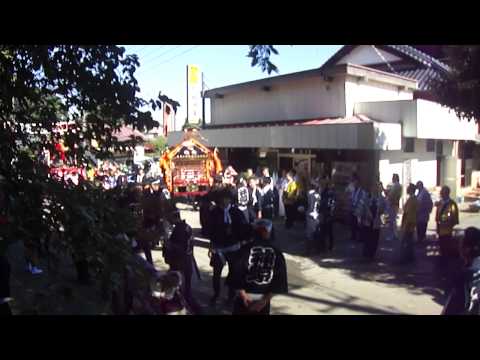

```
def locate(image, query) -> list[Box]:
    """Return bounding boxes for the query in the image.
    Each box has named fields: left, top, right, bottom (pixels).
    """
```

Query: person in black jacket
left=248, top=177, right=263, bottom=223
left=199, top=190, right=216, bottom=237
left=318, top=178, right=336, bottom=252
left=231, top=219, right=288, bottom=315
left=442, top=227, right=480, bottom=315
left=208, top=189, right=251, bottom=305
left=163, top=210, right=198, bottom=310
left=235, top=177, right=251, bottom=224
left=260, top=177, right=275, bottom=221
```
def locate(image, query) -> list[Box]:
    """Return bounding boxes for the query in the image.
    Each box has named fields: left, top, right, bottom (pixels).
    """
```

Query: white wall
left=210, top=75, right=346, bottom=125
left=380, top=138, right=438, bottom=192
left=373, top=122, right=402, bottom=150
left=336, top=45, right=402, bottom=66
left=345, top=77, right=413, bottom=118
left=354, top=100, right=417, bottom=137
left=416, top=99, right=477, bottom=140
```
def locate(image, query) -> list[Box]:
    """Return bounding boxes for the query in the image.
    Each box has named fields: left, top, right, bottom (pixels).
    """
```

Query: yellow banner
left=188, top=65, right=200, bottom=85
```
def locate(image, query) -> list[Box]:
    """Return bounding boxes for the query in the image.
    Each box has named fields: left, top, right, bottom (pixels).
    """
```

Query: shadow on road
left=269, top=218, right=450, bottom=310
left=278, top=291, right=402, bottom=315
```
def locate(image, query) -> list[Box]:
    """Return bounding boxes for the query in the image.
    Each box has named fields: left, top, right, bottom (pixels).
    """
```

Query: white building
left=168, top=45, right=479, bottom=199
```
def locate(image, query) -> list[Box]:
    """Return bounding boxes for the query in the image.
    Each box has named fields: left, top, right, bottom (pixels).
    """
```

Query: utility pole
left=202, top=72, right=206, bottom=129
left=185, top=65, right=189, bottom=130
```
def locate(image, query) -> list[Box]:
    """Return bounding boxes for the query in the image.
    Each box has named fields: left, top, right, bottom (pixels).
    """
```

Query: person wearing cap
left=208, top=189, right=250, bottom=305
left=442, top=227, right=480, bottom=315
left=231, top=219, right=288, bottom=315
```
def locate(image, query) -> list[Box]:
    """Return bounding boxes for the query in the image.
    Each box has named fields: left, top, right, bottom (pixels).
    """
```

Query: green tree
left=146, top=136, right=168, bottom=154
left=432, top=45, right=480, bottom=123
left=0, top=46, right=177, bottom=311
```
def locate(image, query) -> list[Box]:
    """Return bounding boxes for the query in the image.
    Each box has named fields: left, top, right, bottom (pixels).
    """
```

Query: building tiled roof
left=395, top=67, right=444, bottom=91
left=323, top=45, right=451, bottom=92
left=205, top=115, right=374, bottom=130
left=297, top=115, right=374, bottom=126
left=112, top=126, right=146, bottom=142
left=384, top=45, right=450, bottom=73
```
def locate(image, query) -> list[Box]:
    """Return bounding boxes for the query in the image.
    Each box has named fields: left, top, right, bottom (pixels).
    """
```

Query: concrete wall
left=380, top=138, right=438, bottom=192
left=336, top=45, right=402, bottom=66
left=355, top=99, right=478, bottom=140
left=345, top=77, right=413, bottom=117
left=373, top=122, right=402, bottom=150
left=354, top=100, right=417, bottom=137
left=416, top=99, right=478, bottom=140
left=210, top=75, right=346, bottom=125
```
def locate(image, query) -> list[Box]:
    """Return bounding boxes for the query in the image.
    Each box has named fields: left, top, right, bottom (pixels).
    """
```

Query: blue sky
left=121, top=45, right=343, bottom=130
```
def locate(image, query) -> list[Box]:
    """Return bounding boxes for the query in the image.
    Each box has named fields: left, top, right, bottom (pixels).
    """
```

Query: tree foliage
left=0, top=46, right=175, bottom=303
left=247, top=45, right=279, bottom=74
left=146, top=135, right=168, bottom=154
left=431, top=45, right=480, bottom=122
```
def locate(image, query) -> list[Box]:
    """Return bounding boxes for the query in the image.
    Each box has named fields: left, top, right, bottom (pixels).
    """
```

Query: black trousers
left=320, top=220, right=334, bottom=251
left=211, top=252, right=236, bottom=299
left=363, top=227, right=380, bottom=259
left=232, top=297, right=270, bottom=315
left=285, top=204, right=296, bottom=229
left=239, top=208, right=250, bottom=224
left=273, top=189, right=280, bottom=218
left=417, top=222, right=428, bottom=242
left=170, top=257, right=193, bottom=301
left=350, top=214, right=359, bottom=242
left=438, top=235, right=458, bottom=259
left=262, top=207, right=274, bottom=220
left=247, top=207, right=257, bottom=223
left=358, top=225, right=369, bottom=244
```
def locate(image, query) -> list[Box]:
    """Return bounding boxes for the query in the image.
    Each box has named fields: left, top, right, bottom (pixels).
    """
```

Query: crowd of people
left=2, top=158, right=480, bottom=316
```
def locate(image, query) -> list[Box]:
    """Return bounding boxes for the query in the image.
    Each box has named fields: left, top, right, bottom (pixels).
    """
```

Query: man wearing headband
left=208, top=189, right=251, bottom=305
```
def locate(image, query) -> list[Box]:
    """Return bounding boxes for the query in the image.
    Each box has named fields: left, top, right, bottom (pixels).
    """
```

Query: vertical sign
left=134, top=145, right=145, bottom=164
left=187, top=64, right=202, bottom=126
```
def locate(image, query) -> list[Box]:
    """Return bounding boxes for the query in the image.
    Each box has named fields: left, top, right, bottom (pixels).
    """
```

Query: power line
left=158, top=45, right=200, bottom=65
left=141, top=45, right=183, bottom=69
left=139, top=45, right=167, bottom=63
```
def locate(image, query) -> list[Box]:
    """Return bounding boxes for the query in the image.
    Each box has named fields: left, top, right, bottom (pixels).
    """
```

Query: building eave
left=204, top=62, right=417, bottom=98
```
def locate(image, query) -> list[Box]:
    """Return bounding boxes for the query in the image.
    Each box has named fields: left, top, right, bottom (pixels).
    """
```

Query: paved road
left=150, top=205, right=479, bottom=315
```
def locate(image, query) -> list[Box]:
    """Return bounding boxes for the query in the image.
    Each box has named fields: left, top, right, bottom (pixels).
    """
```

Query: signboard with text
left=187, top=64, right=202, bottom=126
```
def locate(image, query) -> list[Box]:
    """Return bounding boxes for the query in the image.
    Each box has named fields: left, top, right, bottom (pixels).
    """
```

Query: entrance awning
left=167, top=115, right=402, bottom=151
